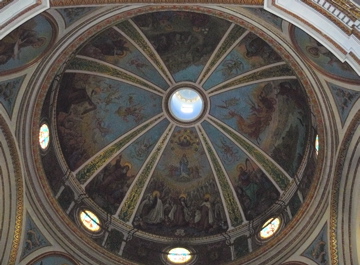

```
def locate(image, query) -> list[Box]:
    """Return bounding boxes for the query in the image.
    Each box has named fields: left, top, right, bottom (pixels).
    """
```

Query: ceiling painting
left=31, top=8, right=325, bottom=264
left=328, top=82, right=360, bottom=125
left=201, top=121, right=280, bottom=220
left=79, top=27, right=169, bottom=90
left=56, top=73, right=163, bottom=170
left=20, top=213, right=51, bottom=260
left=245, top=8, right=283, bottom=30
left=301, top=223, right=329, bottom=265
left=291, top=26, right=360, bottom=83
left=0, top=14, right=56, bottom=75
left=56, top=7, right=98, bottom=27
left=85, top=119, right=169, bottom=214
left=132, top=11, right=231, bottom=83
left=0, top=75, right=24, bottom=117
left=203, top=32, right=283, bottom=90
left=197, top=24, right=247, bottom=86
left=132, top=126, right=229, bottom=237
left=209, top=79, right=309, bottom=177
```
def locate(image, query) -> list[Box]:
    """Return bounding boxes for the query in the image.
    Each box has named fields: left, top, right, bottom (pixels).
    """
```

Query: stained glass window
left=259, top=217, right=281, bottom=239
left=80, top=210, right=101, bottom=232
left=167, top=247, right=192, bottom=264
left=39, top=123, right=50, bottom=149
left=315, top=134, right=319, bottom=155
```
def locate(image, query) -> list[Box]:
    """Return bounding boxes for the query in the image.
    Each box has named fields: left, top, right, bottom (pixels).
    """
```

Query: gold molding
left=329, top=111, right=360, bottom=265
left=0, top=115, right=24, bottom=265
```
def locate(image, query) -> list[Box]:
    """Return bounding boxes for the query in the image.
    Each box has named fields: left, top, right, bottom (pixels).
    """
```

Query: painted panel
left=20, top=213, right=51, bottom=260
left=202, top=121, right=279, bottom=220
left=291, top=26, right=360, bottom=82
left=133, top=127, right=228, bottom=237
left=79, top=27, right=169, bottom=90
left=85, top=119, right=169, bottom=214
left=302, top=223, right=329, bottom=265
left=132, top=11, right=231, bottom=82
left=122, top=236, right=167, bottom=265
left=56, top=73, right=162, bottom=170
left=0, top=75, right=24, bottom=116
left=0, top=14, right=55, bottom=75
left=245, top=8, right=283, bottom=29
left=328, top=82, right=360, bottom=125
left=194, top=241, right=232, bottom=264
left=104, top=229, right=124, bottom=254
left=234, top=235, right=250, bottom=258
left=57, top=7, right=97, bottom=27
left=204, top=32, right=283, bottom=90
left=209, top=79, right=309, bottom=177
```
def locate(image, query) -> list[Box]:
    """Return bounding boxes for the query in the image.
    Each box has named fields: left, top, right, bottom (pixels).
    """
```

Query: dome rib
left=116, top=20, right=175, bottom=85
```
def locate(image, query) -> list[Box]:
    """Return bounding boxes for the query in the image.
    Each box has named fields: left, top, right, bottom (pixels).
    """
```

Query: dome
left=36, top=8, right=318, bottom=264
left=1, top=2, right=358, bottom=265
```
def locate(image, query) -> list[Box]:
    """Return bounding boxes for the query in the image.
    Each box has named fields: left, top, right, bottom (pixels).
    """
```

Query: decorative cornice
left=50, top=0, right=264, bottom=6
left=0, top=0, right=15, bottom=8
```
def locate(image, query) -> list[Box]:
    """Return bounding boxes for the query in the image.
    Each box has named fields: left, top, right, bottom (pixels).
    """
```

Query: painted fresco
left=328, top=83, right=360, bottom=125
left=122, top=236, right=168, bottom=265
left=209, top=79, right=309, bottom=177
left=202, top=121, right=280, bottom=220
left=194, top=241, right=231, bottom=264
left=20, top=213, right=51, bottom=260
left=288, top=192, right=302, bottom=217
left=133, top=127, right=228, bottom=237
left=79, top=27, right=169, bottom=90
left=132, top=11, right=231, bottom=82
left=245, top=8, right=283, bottom=30
left=0, top=75, right=24, bottom=116
left=58, top=186, right=75, bottom=211
left=57, top=7, right=97, bottom=27
left=104, top=229, right=124, bottom=254
left=0, top=15, right=55, bottom=75
left=85, top=119, right=169, bottom=214
left=56, top=73, right=162, bottom=170
left=302, top=223, right=329, bottom=265
left=204, top=32, right=283, bottom=90
left=291, top=26, right=360, bottom=82
left=30, top=253, right=78, bottom=265
left=234, top=235, right=250, bottom=258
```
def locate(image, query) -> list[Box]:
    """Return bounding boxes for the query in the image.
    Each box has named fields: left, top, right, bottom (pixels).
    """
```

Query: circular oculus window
left=259, top=217, right=281, bottom=239
left=39, top=123, right=50, bottom=149
left=79, top=210, right=101, bottom=232
left=167, top=247, right=193, bottom=264
left=168, top=88, right=204, bottom=122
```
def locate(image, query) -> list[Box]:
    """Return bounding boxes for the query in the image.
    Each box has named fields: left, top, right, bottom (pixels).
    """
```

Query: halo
left=237, top=163, right=245, bottom=172
left=152, top=190, right=160, bottom=197
left=179, top=193, right=187, bottom=199
left=204, top=193, right=211, bottom=200
left=123, top=162, right=132, bottom=170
